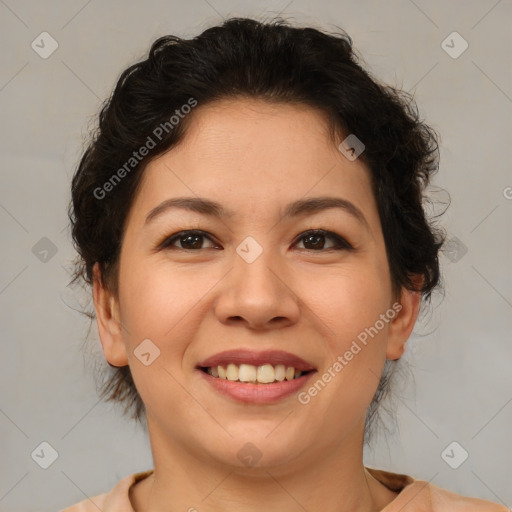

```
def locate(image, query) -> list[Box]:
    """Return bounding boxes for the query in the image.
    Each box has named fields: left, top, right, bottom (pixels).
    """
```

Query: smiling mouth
left=199, top=363, right=314, bottom=384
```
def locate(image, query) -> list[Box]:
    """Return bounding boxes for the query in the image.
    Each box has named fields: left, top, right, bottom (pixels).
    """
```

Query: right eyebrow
left=145, top=197, right=235, bottom=226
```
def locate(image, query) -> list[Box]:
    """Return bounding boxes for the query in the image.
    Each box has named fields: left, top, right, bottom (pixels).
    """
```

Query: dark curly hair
left=68, top=17, right=447, bottom=442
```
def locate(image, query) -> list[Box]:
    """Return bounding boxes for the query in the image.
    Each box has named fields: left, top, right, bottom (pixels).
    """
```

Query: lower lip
left=197, top=369, right=316, bottom=404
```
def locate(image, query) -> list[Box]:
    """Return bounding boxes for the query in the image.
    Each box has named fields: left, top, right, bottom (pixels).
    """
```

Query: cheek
left=119, top=255, right=193, bottom=335
left=117, top=255, right=218, bottom=378
left=303, top=260, right=391, bottom=341
left=116, top=258, right=204, bottom=413
left=301, top=259, right=392, bottom=400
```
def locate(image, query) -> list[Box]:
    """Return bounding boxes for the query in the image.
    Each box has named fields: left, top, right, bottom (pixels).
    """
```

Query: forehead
left=130, top=98, right=377, bottom=225
left=171, top=97, right=339, bottom=168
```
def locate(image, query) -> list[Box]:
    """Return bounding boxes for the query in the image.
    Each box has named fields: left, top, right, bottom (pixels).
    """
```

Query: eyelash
left=158, top=229, right=353, bottom=252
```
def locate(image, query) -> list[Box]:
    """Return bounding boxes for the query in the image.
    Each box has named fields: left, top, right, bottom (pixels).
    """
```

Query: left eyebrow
left=144, top=195, right=371, bottom=234
left=280, top=196, right=371, bottom=234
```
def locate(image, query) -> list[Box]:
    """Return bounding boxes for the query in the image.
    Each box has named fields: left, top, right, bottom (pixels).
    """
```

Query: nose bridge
left=236, top=241, right=280, bottom=291
left=214, top=235, right=300, bottom=329
left=233, top=237, right=285, bottom=303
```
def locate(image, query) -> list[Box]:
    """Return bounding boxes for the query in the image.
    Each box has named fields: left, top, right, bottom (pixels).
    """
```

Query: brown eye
left=158, top=229, right=352, bottom=252
left=294, top=230, right=352, bottom=251
left=160, top=230, right=219, bottom=250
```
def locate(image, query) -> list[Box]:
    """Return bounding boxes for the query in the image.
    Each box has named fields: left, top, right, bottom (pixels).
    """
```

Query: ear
left=386, top=276, right=423, bottom=361
left=92, top=262, right=129, bottom=367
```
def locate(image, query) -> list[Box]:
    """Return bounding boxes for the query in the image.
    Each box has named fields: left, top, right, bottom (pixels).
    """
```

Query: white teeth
left=226, top=363, right=239, bottom=381
left=238, top=363, right=257, bottom=383
left=206, top=363, right=306, bottom=384
left=257, top=364, right=275, bottom=383
left=274, top=364, right=286, bottom=381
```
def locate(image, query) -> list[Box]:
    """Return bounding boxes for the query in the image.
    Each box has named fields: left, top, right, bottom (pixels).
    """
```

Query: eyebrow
left=145, top=196, right=371, bottom=232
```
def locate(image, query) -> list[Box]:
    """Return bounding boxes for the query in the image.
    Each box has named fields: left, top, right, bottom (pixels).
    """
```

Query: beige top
left=60, top=467, right=508, bottom=511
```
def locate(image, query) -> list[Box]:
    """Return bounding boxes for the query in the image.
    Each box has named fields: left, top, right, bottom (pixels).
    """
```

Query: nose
left=213, top=249, right=301, bottom=330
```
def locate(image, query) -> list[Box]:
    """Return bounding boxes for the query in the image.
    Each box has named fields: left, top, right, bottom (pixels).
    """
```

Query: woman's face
left=96, top=98, right=417, bottom=472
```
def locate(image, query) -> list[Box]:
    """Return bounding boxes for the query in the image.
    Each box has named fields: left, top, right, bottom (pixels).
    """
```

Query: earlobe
left=386, top=282, right=423, bottom=361
left=92, top=263, right=129, bottom=367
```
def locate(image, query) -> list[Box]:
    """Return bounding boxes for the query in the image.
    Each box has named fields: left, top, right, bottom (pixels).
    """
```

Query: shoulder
left=428, top=480, right=509, bottom=511
left=59, top=492, right=107, bottom=512
left=365, top=466, right=508, bottom=512
left=59, top=470, right=153, bottom=512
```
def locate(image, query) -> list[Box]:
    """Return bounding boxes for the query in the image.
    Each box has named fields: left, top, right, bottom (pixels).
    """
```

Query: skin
left=93, top=98, right=422, bottom=512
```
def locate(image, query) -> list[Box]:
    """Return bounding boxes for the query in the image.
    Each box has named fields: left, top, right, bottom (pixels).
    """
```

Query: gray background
left=1, top=1, right=511, bottom=510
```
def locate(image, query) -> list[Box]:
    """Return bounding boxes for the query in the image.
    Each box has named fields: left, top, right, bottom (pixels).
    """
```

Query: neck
left=130, top=418, right=397, bottom=512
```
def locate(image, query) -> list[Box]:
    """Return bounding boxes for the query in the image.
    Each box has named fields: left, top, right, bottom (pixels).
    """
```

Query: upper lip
left=197, top=349, right=317, bottom=372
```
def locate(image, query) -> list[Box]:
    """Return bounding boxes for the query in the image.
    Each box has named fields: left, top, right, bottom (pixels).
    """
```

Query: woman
left=62, top=17, right=507, bottom=512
